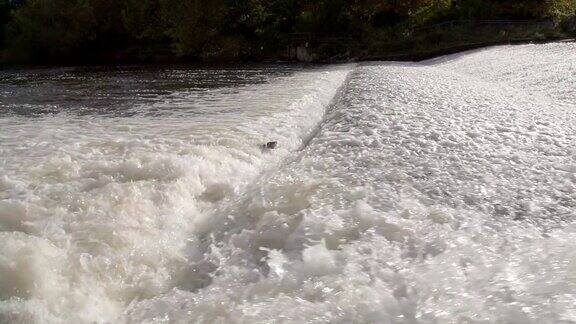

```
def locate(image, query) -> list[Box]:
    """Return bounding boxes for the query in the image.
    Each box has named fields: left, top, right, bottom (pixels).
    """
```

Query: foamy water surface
left=1, top=43, right=576, bottom=323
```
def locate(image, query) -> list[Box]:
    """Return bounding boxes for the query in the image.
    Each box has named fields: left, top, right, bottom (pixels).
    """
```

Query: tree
left=160, top=0, right=227, bottom=57
left=7, top=0, right=95, bottom=62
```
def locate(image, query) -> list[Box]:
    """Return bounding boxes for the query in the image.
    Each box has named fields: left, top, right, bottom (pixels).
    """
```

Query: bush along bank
left=0, top=0, right=575, bottom=65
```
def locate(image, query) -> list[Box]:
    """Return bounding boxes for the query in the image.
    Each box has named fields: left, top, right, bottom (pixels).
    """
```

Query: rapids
left=1, top=42, right=576, bottom=323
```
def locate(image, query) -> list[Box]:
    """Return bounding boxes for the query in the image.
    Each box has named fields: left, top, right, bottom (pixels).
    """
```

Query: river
left=1, top=42, right=576, bottom=323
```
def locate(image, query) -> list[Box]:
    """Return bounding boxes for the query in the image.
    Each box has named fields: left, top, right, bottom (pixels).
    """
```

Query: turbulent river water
left=1, top=42, right=576, bottom=323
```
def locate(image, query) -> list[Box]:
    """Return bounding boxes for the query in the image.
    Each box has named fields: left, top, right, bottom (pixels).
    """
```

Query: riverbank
left=355, top=37, right=575, bottom=62
left=1, top=21, right=575, bottom=68
left=2, top=1, right=576, bottom=68
left=316, top=19, right=576, bottom=63
left=2, top=38, right=573, bottom=70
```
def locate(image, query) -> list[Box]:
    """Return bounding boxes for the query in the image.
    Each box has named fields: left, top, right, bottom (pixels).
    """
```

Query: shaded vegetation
left=0, top=0, right=575, bottom=64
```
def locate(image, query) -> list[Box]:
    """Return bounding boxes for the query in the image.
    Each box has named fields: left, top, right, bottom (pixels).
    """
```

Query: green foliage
left=6, top=0, right=95, bottom=62
left=160, top=0, right=227, bottom=57
left=122, top=0, right=164, bottom=42
left=541, top=0, right=576, bottom=19
left=0, top=0, right=574, bottom=63
left=0, top=1, right=12, bottom=48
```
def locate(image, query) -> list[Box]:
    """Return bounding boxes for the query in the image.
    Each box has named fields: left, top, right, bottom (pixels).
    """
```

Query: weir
left=1, top=42, right=576, bottom=323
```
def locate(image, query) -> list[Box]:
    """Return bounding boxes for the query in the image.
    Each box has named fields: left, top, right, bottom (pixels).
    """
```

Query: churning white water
left=1, top=42, right=576, bottom=323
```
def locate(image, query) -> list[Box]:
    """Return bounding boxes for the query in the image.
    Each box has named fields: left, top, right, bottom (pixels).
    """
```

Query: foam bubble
left=0, top=66, right=352, bottom=322
left=3, top=43, right=576, bottom=323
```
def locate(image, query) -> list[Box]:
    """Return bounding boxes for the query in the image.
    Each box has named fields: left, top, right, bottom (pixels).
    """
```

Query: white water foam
left=123, top=43, right=576, bottom=323
left=0, top=66, right=352, bottom=323
left=2, top=42, right=576, bottom=324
